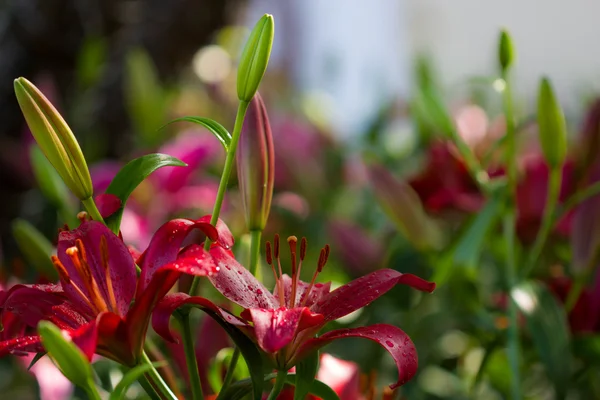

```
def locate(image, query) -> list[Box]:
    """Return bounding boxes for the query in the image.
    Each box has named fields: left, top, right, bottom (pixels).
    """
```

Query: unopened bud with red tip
left=14, top=77, right=93, bottom=200
left=237, top=14, right=274, bottom=102
left=237, top=93, right=275, bottom=231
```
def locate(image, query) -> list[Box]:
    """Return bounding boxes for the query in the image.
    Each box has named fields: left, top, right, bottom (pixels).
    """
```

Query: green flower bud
left=38, top=321, right=95, bottom=389
left=537, top=77, right=567, bottom=168
left=236, top=93, right=274, bottom=231
left=237, top=14, right=275, bottom=102
left=14, top=77, right=93, bottom=200
left=368, top=164, right=442, bottom=250
left=498, top=29, right=515, bottom=71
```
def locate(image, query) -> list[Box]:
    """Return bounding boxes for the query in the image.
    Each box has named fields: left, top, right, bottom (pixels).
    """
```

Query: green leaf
left=511, top=281, right=572, bottom=396
left=453, top=193, right=503, bottom=267
left=294, top=351, right=319, bottom=400
left=222, top=373, right=340, bottom=400
left=38, top=321, right=94, bottom=388
left=12, top=219, right=57, bottom=280
left=573, top=335, right=600, bottom=366
left=104, top=154, right=186, bottom=233
left=109, top=362, right=166, bottom=400
left=175, top=306, right=264, bottom=400
left=125, top=48, right=169, bottom=147
left=208, top=348, right=249, bottom=393
left=30, top=145, right=71, bottom=209
left=76, top=36, right=108, bottom=88
left=162, top=116, right=231, bottom=151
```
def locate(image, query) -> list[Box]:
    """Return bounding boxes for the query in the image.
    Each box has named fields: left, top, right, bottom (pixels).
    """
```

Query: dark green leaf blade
left=162, top=117, right=231, bottom=151
left=222, top=373, right=341, bottom=400
left=294, top=351, right=319, bottom=400
left=104, top=153, right=186, bottom=233
left=511, top=281, right=572, bottom=396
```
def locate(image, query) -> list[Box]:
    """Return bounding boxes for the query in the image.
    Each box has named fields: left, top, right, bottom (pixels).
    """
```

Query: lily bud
left=237, top=14, right=275, bottom=102
left=368, top=164, right=442, bottom=250
left=498, top=29, right=515, bottom=72
left=537, top=77, right=567, bottom=168
left=14, top=77, right=93, bottom=200
left=237, top=93, right=275, bottom=231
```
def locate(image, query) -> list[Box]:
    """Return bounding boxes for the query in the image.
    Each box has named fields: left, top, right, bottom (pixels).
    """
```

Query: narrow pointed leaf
left=26, top=352, right=46, bottom=371
left=162, top=116, right=231, bottom=150
left=104, top=154, right=186, bottom=233
left=511, top=281, right=571, bottom=396
left=12, top=219, right=57, bottom=280
left=294, top=350, right=319, bottom=400
left=109, top=362, right=166, bottom=400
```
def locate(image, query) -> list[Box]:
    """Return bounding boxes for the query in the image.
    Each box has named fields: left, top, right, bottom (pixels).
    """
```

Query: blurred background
left=2, top=0, right=600, bottom=399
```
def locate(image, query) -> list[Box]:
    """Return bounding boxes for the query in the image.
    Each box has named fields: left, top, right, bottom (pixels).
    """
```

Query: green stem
left=522, top=166, right=562, bottom=278
left=83, top=379, right=101, bottom=400
left=178, top=313, right=204, bottom=400
left=267, top=370, right=288, bottom=400
left=448, top=124, right=491, bottom=194
left=188, top=100, right=250, bottom=296
left=249, top=230, right=262, bottom=276
left=141, top=351, right=178, bottom=400
left=500, top=68, right=521, bottom=400
left=503, top=213, right=521, bottom=400
left=81, top=197, right=105, bottom=224
left=216, top=349, right=241, bottom=400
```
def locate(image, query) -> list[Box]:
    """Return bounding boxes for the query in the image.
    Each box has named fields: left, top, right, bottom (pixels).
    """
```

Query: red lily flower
left=547, top=272, right=600, bottom=334
left=153, top=235, right=435, bottom=388
left=0, top=216, right=230, bottom=366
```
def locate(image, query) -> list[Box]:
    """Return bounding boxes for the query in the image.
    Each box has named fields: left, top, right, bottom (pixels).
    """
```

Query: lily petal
left=58, top=221, right=136, bottom=316
left=152, top=293, right=246, bottom=343
left=138, top=218, right=218, bottom=295
left=0, top=335, right=44, bottom=357
left=312, top=269, right=435, bottom=322
left=95, top=193, right=122, bottom=219
left=94, top=312, right=135, bottom=365
left=128, top=245, right=218, bottom=359
left=209, top=246, right=278, bottom=309
left=244, top=307, right=324, bottom=353
left=0, top=284, right=72, bottom=328
left=68, top=320, right=98, bottom=361
left=297, top=324, right=417, bottom=389
left=196, top=216, right=234, bottom=249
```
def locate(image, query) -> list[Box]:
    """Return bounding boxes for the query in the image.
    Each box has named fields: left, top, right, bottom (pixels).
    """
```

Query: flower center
left=51, top=235, right=118, bottom=315
left=265, top=234, right=329, bottom=308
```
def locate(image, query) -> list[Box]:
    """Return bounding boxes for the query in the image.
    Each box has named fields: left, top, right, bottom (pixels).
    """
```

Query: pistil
left=100, top=235, right=118, bottom=312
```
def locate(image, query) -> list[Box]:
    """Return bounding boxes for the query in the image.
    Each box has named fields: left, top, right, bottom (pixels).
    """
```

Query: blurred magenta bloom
left=0, top=217, right=225, bottom=365
left=409, top=142, right=483, bottom=213
left=328, top=220, right=385, bottom=276
left=154, top=234, right=435, bottom=388
left=547, top=273, right=600, bottom=333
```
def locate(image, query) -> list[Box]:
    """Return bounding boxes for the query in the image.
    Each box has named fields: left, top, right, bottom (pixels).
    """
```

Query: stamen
left=77, top=212, right=88, bottom=223
left=288, top=236, right=298, bottom=307
left=266, top=240, right=285, bottom=307
left=382, top=387, right=395, bottom=400
left=51, top=256, right=97, bottom=312
left=300, top=237, right=307, bottom=261
left=100, top=235, right=118, bottom=312
left=66, top=244, right=108, bottom=313
left=300, top=244, right=330, bottom=307
left=292, top=237, right=307, bottom=307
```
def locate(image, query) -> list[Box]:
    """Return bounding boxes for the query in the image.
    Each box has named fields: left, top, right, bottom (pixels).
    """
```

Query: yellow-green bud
left=14, top=77, right=93, bottom=200
left=537, top=77, right=567, bottom=168
left=498, top=29, right=515, bottom=71
left=237, top=93, right=274, bottom=231
left=237, top=14, right=275, bottom=102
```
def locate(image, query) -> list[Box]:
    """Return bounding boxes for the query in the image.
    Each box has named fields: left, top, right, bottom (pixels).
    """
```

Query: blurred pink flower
left=547, top=273, right=600, bottom=333
left=23, top=354, right=74, bottom=400
left=328, top=220, right=385, bottom=276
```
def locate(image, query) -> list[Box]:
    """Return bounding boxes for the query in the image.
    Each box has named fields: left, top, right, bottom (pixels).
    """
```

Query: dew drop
left=385, top=340, right=394, bottom=347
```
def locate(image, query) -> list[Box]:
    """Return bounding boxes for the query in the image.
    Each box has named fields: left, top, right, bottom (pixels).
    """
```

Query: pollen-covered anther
left=66, top=241, right=109, bottom=313
left=51, top=255, right=98, bottom=312
left=77, top=211, right=89, bottom=223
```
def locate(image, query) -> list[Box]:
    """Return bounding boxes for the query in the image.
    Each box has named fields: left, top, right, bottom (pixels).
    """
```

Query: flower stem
left=216, top=349, right=241, bottom=399
left=83, top=378, right=101, bottom=400
left=501, top=68, right=522, bottom=400
left=81, top=197, right=105, bottom=224
left=267, top=370, right=288, bottom=400
left=557, top=179, right=600, bottom=218
left=522, top=166, right=562, bottom=278
left=141, top=350, right=178, bottom=400
left=178, top=312, right=204, bottom=400
left=188, top=100, right=250, bottom=296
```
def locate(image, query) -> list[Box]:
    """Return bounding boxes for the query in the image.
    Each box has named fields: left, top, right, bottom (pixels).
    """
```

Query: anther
left=287, top=236, right=297, bottom=276
left=77, top=212, right=88, bottom=223
left=100, top=235, right=118, bottom=312
left=75, top=239, right=88, bottom=262
left=273, top=234, right=280, bottom=259
left=265, top=241, right=273, bottom=265
left=300, top=237, right=307, bottom=261
left=51, top=256, right=71, bottom=283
